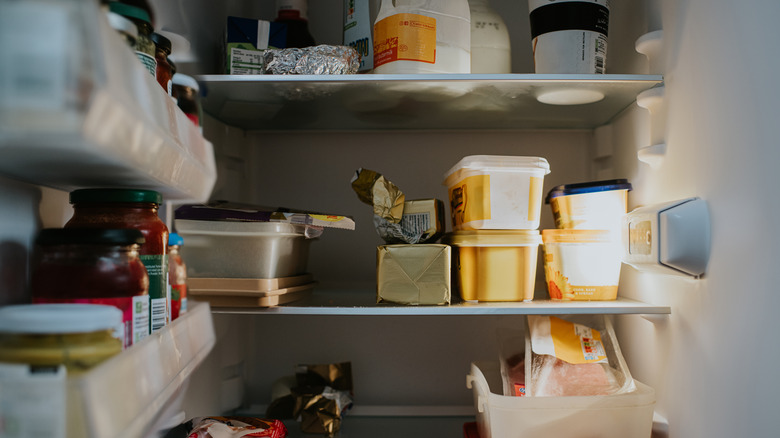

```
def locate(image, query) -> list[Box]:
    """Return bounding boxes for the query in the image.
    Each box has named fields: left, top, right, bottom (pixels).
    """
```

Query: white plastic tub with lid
left=467, top=361, right=655, bottom=438
left=444, top=155, right=551, bottom=230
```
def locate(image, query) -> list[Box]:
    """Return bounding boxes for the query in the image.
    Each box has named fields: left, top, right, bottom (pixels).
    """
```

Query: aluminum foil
left=263, top=45, right=361, bottom=75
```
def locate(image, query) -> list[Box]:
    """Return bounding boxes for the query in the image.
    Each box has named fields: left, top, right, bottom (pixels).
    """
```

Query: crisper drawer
left=466, top=361, right=655, bottom=438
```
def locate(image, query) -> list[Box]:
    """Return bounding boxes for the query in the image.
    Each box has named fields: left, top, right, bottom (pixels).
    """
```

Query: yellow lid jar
left=0, top=304, right=123, bottom=375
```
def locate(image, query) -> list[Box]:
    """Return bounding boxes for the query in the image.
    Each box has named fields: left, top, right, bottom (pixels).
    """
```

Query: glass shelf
left=206, top=290, right=671, bottom=316
left=197, top=74, right=663, bottom=131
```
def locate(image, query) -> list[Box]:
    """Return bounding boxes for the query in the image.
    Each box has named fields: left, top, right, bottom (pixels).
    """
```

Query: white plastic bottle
left=373, top=0, right=471, bottom=74
left=469, top=0, right=511, bottom=74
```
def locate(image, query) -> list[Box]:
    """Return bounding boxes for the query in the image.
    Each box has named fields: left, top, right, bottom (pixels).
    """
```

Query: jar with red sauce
left=151, top=32, right=173, bottom=96
left=65, top=189, right=169, bottom=334
left=168, top=232, right=187, bottom=321
left=30, top=228, right=149, bottom=349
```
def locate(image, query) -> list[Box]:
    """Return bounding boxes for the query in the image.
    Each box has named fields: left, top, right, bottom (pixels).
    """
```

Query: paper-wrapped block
left=377, top=244, right=451, bottom=305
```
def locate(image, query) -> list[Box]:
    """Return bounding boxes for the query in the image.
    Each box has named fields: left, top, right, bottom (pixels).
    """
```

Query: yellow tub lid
left=445, top=230, right=542, bottom=247
left=542, top=229, right=613, bottom=243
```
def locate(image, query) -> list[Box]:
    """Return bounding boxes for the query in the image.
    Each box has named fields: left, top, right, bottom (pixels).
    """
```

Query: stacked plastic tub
left=542, top=180, right=632, bottom=301
left=443, top=155, right=551, bottom=302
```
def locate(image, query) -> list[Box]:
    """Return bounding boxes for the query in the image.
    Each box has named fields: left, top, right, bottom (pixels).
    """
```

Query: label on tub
left=448, top=174, right=543, bottom=230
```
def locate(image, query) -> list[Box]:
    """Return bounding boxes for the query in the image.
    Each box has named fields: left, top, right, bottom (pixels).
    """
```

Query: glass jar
left=275, top=0, right=316, bottom=48
left=151, top=32, right=173, bottom=96
left=0, top=304, right=123, bottom=375
left=106, top=11, right=138, bottom=49
left=31, top=228, right=150, bottom=348
left=168, top=233, right=187, bottom=321
left=172, top=73, right=203, bottom=130
left=65, top=189, right=169, bottom=334
left=109, top=2, right=157, bottom=77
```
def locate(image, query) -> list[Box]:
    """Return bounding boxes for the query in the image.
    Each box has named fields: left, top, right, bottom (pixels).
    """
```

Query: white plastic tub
left=174, top=219, right=312, bottom=279
left=467, top=361, right=655, bottom=438
left=444, top=155, right=551, bottom=230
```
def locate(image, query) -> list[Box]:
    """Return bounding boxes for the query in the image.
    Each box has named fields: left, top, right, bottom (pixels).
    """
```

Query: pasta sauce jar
left=30, top=228, right=150, bottom=348
left=65, top=189, right=169, bottom=334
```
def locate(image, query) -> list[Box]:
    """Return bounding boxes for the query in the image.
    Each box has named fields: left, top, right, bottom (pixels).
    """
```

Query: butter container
left=545, top=179, right=632, bottom=237
left=377, top=244, right=451, bottom=305
left=0, top=304, right=123, bottom=375
left=447, top=230, right=541, bottom=302
left=444, top=155, right=551, bottom=230
left=542, top=229, right=621, bottom=300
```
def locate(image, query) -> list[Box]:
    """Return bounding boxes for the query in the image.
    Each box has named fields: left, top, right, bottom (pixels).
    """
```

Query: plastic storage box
left=444, top=155, right=551, bottom=230
left=466, top=361, right=656, bottom=438
left=174, top=219, right=312, bottom=278
left=446, top=230, right=541, bottom=302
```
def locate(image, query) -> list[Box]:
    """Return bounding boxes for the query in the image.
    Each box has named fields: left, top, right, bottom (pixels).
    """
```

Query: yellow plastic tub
left=447, top=230, right=541, bottom=302
left=545, top=179, right=632, bottom=237
left=542, top=229, right=621, bottom=301
left=444, top=155, right=551, bottom=230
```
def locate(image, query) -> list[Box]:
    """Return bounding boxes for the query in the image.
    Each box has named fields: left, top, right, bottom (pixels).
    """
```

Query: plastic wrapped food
left=186, top=416, right=287, bottom=438
left=263, top=45, right=360, bottom=75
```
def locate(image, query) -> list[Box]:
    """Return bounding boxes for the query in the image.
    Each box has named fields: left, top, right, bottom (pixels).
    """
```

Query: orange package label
left=373, top=13, right=437, bottom=68
left=448, top=175, right=491, bottom=228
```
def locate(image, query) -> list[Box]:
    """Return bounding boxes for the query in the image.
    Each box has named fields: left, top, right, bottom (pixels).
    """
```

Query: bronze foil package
left=377, top=244, right=451, bottom=305
left=263, top=45, right=360, bottom=75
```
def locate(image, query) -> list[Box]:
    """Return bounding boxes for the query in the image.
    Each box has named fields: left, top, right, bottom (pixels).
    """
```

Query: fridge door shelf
left=0, top=0, right=216, bottom=202
left=205, top=290, right=671, bottom=316
left=197, top=74, right=663, bottom=131
left=68, top=302, right=216, bottom=438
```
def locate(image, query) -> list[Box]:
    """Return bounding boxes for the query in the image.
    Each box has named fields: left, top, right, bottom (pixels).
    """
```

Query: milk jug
left=373, top=0, right=471, bottom=74
left=469, top=0, right=511, bottom=74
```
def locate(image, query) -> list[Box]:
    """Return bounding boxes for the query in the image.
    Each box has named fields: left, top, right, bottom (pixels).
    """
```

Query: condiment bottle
left=275, top=0, right=316, bottom=48
left=65, top=189, right=169, bottom=334
left=109, top=2, right=157, bottom=76
left=168, top=233, right=187, bottom=321
left=469, top=0, right=511, bottom=73
left=151, top=32, right=174, bottom=96
left=0, top=304, right=123, bottom=375
left=373, top=0, right=471, bottom=74
left=30, top=228, right=150, bottom=348
left=172, top=73, right=203, bottom=130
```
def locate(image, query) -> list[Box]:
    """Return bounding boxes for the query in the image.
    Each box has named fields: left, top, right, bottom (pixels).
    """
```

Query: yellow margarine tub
left=444, top=155, right=551, bottom=230
left=447, top=230, right=541, bottom=302
left=542, top=229, right=622, bottom=301
left=545, top=179, right=632, bottom=237
left=0, top=304, right=123, bottom=375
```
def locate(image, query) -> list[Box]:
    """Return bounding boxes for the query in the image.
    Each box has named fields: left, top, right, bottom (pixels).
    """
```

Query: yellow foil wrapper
left=351, top=168, right=405, bottom=223
left=376, top=244, right=451, bottom=305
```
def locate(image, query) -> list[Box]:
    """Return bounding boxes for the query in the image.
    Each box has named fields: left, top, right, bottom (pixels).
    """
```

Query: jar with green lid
left=109, top=2, right=157, bottom=76
left=0, top=304, right=123, bottom=375
left=65, top=189, right=169, bottom=334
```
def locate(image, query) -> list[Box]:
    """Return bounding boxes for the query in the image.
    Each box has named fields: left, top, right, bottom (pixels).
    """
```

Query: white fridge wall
left=612, top=0, right=780, bottom=437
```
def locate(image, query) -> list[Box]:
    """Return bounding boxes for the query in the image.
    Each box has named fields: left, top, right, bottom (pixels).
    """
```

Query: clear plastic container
left=446, top=230, right=541, bottom=302
left=0, top=304, right=123, bottom=375
left=444, top=155, right=551, bottom=230
left=373, top=0, right=470, bottom=74
left=541, top=229, right=621, bottom=301
left=469, top=0, right=511, bottom=73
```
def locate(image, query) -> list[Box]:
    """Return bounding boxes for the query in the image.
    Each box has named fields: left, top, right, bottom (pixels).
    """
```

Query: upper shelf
left=0, top=1, right=216, bottom=203
left=197, top=74, right=663, bottom=131
left=207, top=290, right=671, bottom=316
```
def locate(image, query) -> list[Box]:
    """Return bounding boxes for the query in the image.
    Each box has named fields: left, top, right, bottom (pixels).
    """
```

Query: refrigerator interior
left=1, top=0, right=779, bottom=436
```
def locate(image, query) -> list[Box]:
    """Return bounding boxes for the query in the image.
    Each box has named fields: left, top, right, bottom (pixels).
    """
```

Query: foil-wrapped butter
left=351, top=168, right=405, bottom=223
left=377, top=244, right=451, bottom=305
left=263, top=45, right=361, bottom=75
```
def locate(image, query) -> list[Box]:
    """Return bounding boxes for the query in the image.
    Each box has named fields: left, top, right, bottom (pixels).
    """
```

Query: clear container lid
left=0, top=304, right=122, bottom=334
left=444, top=155, right=551, bottom=184
left=542, top=229, right=613, bottom=243
left=445, top=229, right=542, bottom=247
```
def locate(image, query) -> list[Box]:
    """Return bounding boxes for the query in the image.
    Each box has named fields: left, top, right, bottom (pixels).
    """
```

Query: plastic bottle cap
left=168, top=232, right=183, bottom=246
left=0, top=304, right=123, bottom=334
left=69, top=188, right=163, bottom=205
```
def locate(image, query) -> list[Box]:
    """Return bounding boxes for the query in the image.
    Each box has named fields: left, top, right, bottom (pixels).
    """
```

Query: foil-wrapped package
left=263, top=45, right=360, bottom=75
